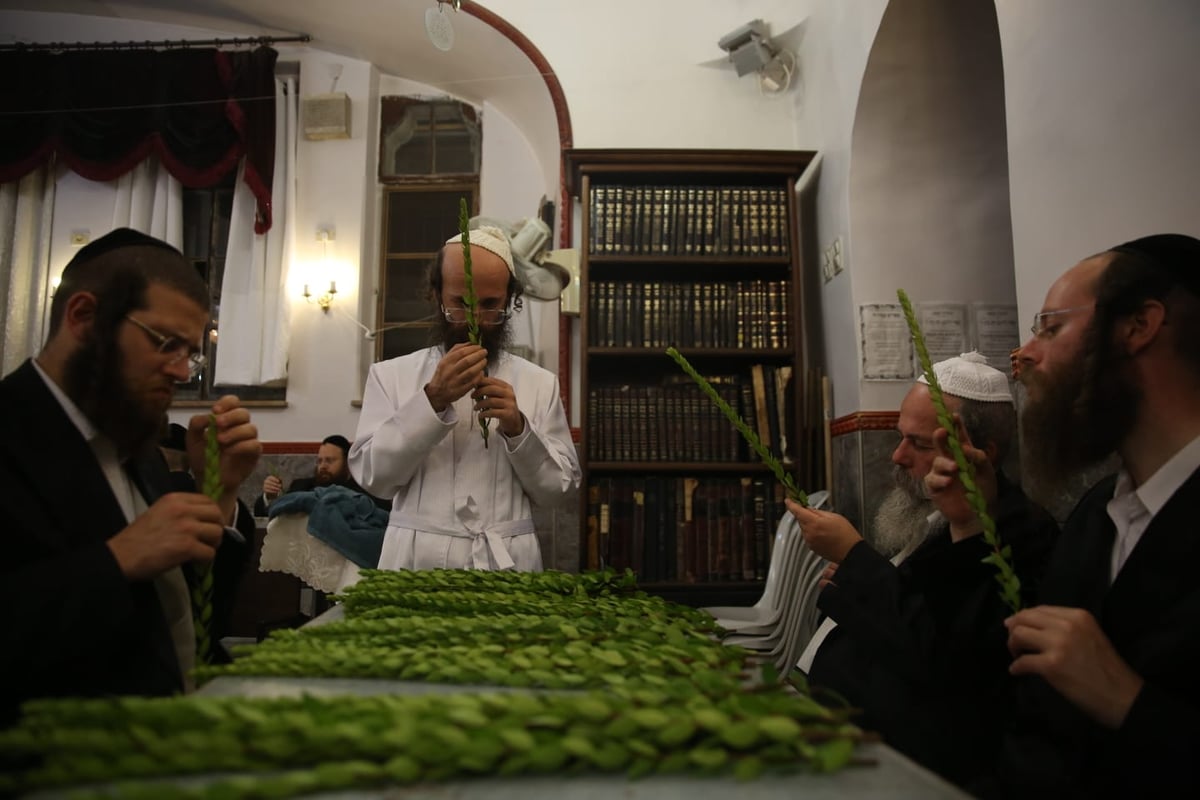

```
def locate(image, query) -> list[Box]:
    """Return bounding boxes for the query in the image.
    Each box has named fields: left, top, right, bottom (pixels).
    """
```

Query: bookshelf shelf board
left=586, top=255, right=793, bottom=266
left=586, top=461, right=776, bottom=473
left=587, top=347, right=793, bottom=359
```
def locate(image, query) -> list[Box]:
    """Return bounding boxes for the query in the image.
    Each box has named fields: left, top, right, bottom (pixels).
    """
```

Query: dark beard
left=870, top=467, right=934, bottom=558
left=1020, top=326, right=1139, bottom=494
left=434, top=313, right=512, bottom=366
left=62, top=331, right=164, bottom=458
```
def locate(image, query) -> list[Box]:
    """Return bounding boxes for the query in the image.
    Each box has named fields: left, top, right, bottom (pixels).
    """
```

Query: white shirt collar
left=1121, top=434, right=1200, bottom=516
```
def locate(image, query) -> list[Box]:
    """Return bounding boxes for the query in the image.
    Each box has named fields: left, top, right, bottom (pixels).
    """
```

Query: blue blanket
left=269, top=485, right=388, bottom=568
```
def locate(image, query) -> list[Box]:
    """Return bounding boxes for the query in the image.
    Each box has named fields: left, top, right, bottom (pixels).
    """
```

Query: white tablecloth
left=257, top=513, right=363, bottom=593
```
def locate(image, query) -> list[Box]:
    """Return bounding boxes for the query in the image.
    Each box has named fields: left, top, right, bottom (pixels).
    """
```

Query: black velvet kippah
left=1111, top=233, right=1200, bottom=296
left=64, top=227, right=182, bottom=273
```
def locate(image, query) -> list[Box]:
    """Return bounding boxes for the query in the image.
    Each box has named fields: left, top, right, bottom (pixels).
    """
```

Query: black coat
left=808, top=475, right=1059, bottom=787
left=0, top=360, right=181, bottom=725
left=988, top=468, right=1200, bottom=799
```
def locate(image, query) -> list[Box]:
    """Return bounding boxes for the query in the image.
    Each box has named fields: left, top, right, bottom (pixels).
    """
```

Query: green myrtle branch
left=458, top=197, right=490, bottom=448
left=896, top=290, right=1021, bottom=612
left=666, top=347, right=807, bottom=506
left=192, top=414, right=223, bottom=665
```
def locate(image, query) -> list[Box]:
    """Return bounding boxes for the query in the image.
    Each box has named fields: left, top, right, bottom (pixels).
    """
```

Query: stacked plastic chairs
left=703, top=490, right=830, bottom=674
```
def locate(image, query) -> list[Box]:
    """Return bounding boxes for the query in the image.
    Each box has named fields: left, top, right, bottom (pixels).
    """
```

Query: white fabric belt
left=389, top=512, right=535, bottom=570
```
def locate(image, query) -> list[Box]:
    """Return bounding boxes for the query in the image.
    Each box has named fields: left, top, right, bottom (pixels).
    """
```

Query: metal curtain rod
left=0, top=34, right=311, bottom=52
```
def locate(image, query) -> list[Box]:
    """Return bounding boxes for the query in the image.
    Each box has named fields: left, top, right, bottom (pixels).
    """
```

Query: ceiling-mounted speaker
left=303, top=92, right=352, bottom=140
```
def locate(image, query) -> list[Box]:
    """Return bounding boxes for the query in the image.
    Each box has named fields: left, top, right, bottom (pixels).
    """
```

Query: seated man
left=961, top=234, right=1200, bottom=798
left=254, top=434, right=389, bottom=516
left=786, top=352, right=1059, bottom=787
left=350, top=226, right=581, bottom=572
left=0, top=228, right=262, bottom=723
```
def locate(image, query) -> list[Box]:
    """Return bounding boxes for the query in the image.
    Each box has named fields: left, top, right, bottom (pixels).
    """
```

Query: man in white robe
left=350, top=226, right=581, bottom=572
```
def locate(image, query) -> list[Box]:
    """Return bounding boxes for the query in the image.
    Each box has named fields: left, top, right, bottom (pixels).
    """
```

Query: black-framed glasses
left=440, top=304, right=510, bottom=325
left=124, top=315, right=207, bottom=379
left=1030, top=305, right=1091, bottom=338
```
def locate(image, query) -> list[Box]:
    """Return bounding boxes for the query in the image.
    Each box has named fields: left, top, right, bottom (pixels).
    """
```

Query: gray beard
left=870, top=479, right=934, bottom=559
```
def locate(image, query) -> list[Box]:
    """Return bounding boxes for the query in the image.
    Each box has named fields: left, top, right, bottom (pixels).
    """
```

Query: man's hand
left=817, top=562, right=839, bottom=590
left=262, top=474, right=283, bottom=501
left=424, top=343, right=488, bottom=412
left=107, top=493, right=225, bottom=581
left=185, top=396, right=262, bottom=522
left=785, top=499, right=862, bottom=563
left=1006, top=605, right=1144, bottom=729
left=473, top=376, right=524, bottom=438
left=924, top=413, right=996, bottom=540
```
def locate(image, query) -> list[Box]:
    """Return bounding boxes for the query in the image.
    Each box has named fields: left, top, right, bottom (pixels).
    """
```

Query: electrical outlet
left=831, top=237, right=844, bottom=275
left=821, top=249, right=835, bottom=283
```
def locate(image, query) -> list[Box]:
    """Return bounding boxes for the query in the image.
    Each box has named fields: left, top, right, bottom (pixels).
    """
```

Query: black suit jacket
left=992, top=467, right=1200, bottom=799
left=0, top=360, right=181, bottom=725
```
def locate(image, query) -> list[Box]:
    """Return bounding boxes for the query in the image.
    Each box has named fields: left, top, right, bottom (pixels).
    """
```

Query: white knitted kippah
left=918, top=351, right=1013, bottom=404
left=445, top=226, right=515, bottom=276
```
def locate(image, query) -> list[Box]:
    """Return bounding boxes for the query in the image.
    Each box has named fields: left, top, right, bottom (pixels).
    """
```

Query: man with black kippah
left=931, top=233, right=1200, bottom=797
left=254, top=433, right=389, bottom=515
left=0, top=227, right=263, bottom=723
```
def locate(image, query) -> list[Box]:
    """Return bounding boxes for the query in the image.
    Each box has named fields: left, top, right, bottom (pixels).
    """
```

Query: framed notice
left=971, top=304, right=1021, bottom=371
left=860, top=303, right=915, bottom=380
left=917, top=303, right=968, bottom=366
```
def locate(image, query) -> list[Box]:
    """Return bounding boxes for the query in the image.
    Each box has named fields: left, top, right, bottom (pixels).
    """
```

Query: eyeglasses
left=124, top=315, right=207, bottom=379
left=440, top=305, right=510, bottom=325
left=1030, top=305, right=1091, bottom=339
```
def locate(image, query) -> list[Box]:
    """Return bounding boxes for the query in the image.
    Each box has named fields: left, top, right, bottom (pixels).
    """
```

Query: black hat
left=1111, top=233, right=1200, bottom=296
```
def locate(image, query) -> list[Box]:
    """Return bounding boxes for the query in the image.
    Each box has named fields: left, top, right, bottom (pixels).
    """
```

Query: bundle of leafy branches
left=1, top=569, right=864, bottom=798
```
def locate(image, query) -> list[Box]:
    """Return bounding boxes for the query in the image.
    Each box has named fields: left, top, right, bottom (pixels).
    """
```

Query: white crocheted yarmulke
left=918, top=350, right=1013, bottom=404
left=445, top=225, right=515, bottom=276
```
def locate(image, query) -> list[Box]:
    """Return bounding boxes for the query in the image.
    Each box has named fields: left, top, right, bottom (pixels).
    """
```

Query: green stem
left=193, top=414, right=223, bottom=665
left=458, top=198, right=490, bottom=448
left=896, top=290, right=1021, bottom=612
left=666, top=348, right=807, bottom=505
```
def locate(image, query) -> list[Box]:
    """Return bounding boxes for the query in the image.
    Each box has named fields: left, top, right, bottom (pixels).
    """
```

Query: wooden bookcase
left=564, top=149, right=816, bottom=607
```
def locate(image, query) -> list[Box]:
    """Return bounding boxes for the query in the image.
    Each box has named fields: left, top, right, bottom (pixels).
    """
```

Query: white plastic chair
left=703, top=490, right=829, bottom=632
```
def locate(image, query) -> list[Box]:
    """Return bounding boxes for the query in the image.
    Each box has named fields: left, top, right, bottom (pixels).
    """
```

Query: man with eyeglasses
left=928, top=234, right=1200, bottom=798
left=0, top=227, right=262, bottom=724
left=350, top=226, right=580, bottom=573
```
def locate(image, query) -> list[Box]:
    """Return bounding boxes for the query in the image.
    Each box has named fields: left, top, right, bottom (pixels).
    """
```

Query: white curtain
left=111, top=155, right=183, bottom=249
left=0, top=166, right=56, bottom=376
left=214, top=74, right=296, bottom=386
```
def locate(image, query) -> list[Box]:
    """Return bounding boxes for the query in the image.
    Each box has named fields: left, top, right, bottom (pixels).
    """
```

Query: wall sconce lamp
left=303, top=280, right=337, bottom=312
left=305, top=228, right=337, bottom=312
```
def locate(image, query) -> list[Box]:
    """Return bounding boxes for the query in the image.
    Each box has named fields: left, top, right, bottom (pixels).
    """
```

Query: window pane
left=384, top=257, right=433, bottom=321
left=385, top=190, right=468, bottom=253
left=393, top=128, right=433, bottom=175
left=435, top=128, right=478, bottom=174
left=379, top=326, right=435, bottom=361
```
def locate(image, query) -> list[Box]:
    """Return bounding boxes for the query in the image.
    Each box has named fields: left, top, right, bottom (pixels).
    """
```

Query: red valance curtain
left=0, top=46, right=278, bottom=232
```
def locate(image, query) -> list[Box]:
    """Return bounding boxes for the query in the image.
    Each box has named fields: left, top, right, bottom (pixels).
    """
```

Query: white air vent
left=302, top=92, right=351, bottom=140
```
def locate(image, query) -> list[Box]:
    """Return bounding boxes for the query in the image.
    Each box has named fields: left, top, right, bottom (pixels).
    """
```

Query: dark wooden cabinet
left=564, top=149, right=816, bottom=606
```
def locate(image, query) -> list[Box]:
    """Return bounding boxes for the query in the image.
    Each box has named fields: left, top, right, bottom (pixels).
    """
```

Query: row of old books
left=587, top=279, right=791, bottom=349
left=584, top=475, right=791, bottom=583
left=587, top=364, right=794, bottom=464
left=587, top=184, right=791, bottom=258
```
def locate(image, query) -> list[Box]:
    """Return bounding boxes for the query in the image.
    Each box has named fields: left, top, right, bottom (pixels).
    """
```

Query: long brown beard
left=63, top=330, right=164, bottom=458
left=1020, top=326, right=1138, bottom=493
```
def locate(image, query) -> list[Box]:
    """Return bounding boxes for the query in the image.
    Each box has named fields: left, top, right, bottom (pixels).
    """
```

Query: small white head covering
left=918, top=351, right=1013, bottom=405
left=445, top=226, right=515, bottom=276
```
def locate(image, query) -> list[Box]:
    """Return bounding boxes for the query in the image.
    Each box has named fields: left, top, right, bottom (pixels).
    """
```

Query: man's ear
left=1116, top=299, right=1167, bottom=356
left=61, top=291, right=99, bottom=340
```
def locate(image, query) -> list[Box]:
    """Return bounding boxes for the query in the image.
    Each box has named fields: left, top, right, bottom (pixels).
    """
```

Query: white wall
left=995, top=0, right=1200, bottom=326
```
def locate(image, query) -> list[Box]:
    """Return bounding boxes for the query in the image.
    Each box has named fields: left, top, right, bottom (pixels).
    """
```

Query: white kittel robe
left=350, top=347, right=581, bottom=572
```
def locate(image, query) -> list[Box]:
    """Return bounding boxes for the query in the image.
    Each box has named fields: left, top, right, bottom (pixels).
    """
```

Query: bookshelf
left=564, top=149, right=817, bottom=607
